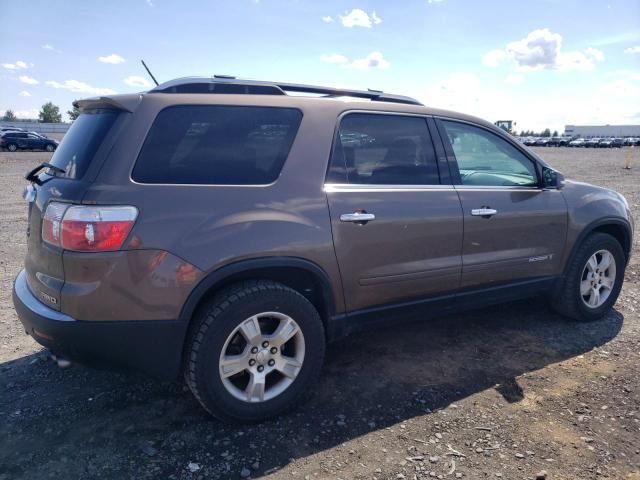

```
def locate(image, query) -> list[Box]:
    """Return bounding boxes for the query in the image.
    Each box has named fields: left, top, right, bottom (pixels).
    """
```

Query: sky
left=0, top=0, right=639, bottom=132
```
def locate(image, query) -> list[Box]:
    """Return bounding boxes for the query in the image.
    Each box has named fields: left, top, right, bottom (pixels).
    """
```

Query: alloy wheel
left=580, top=249, right=616, bottom=308
left=219, top=312, right=305, bottom=403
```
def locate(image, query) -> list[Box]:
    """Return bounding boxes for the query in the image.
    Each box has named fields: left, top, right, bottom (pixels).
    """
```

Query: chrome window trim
left=454, top=185, right=543, bottom=192
left=324, top=183, right=544, bottom=193
left=324, top=183, right=454, bottom=193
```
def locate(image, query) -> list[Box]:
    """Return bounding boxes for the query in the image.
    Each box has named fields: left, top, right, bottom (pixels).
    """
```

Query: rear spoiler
left=73, top=94, right=142, bottom=113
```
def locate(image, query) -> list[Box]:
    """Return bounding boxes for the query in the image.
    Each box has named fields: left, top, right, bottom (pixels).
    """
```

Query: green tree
left=552, top=130, right=559, bottom=137
left=2, top=109, right=17, bottom=121
left=67, top=102, right=81, bottom=121
left=541, top=128, right=551, bottom=137
left=39, top=102, right=62, bottom=123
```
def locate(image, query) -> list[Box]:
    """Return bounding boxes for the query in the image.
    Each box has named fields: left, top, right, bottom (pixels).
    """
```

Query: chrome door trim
left=324, top=183, right=455, bottom=193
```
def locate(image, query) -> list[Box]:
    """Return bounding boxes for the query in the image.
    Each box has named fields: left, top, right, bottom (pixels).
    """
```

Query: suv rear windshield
left=49, top=109, right=120, bottom=179
left=132, top=106, right=302, bottom=185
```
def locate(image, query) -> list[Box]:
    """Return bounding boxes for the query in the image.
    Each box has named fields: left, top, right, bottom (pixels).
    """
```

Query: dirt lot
left=1, top=147, right=639, bottom=480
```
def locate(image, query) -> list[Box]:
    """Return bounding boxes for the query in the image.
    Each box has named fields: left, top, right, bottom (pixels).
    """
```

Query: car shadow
left=0, top=298, right=623, bottom=479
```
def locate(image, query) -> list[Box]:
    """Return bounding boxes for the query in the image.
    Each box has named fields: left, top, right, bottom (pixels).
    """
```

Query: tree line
left=517, top=128, right=560, bottom=137
left=2, top=101, right=80, bottom=124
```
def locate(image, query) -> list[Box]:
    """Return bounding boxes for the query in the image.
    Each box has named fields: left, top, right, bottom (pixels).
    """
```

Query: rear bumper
left=12, top=269, right=185, bottom=379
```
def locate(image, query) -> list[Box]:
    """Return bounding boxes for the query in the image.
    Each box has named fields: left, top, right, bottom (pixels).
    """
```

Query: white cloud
left=46, top=79, right=117, bottom=95
left=339, top=9, right=381, bottom=28
left=482, top=49, right=507, bottom=67
left=19, top=90, right=31, bottom=97
left=19, top=75, right=39, bottom=84
left=146, top=0, right=154, bottom=6
left=584, top=47, right=604, bottom=61
left=428, top=0, right=445, bottom=3
left=322, top=15, right=333, bottom=23
left=320, top=51, right=390, bottom=70
left=482, top=29, right=604, bottom=72
left=409, top=70, right=640, bottom=133
left=99, top=53, right=125, bottom=64
left=505, top=74, right=525, bottom=84
left=123, top=75, right=152, bottom=88
left=351, top=51, right=389, bottom=70
left=42, top=44, right=54, bottom=50
left=11, top=109, right=40, bottom=119
left=601, top=79, right=640, bottom=97
left=624, top=46, right=640, bottom=54
left=320, top=53, right=349, bottom=64
left=3, top=60, right=30, bottom=70
left=600, top=71, right=640, bottom=97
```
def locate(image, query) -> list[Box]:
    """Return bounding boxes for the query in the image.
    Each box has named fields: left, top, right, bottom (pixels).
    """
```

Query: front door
left=437, top=119, right=567, bottom=288
left=325, top=112, right=463, bottom=312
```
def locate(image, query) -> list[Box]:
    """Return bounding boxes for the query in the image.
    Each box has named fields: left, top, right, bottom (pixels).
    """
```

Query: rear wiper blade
left=25, top=162, right=66, bottom=185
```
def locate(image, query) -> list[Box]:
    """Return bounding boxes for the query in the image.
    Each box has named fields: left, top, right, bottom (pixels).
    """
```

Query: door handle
left=340, top=212, right=376, bottom=224
left=471, top=208, right=498, bottom=217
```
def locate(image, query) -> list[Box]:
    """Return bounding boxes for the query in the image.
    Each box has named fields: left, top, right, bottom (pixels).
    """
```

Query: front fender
left=560, top=180, right=633, bottom=269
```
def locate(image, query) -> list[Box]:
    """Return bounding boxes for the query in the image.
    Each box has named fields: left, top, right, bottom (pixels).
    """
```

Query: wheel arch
left=178, top=257, right=338, bottom=347
left=564, top=217, right=632, bottom=275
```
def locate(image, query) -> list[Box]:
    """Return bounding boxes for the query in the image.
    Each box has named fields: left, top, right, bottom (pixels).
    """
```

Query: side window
left=327, top=113, right=440, bottom=185
left=132, top=106, right=302, bottom=185
left=441, top=120, right=538, bottom=187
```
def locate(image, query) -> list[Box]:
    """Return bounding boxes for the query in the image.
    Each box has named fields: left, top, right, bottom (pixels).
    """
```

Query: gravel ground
left=1, top=146, right=639, bottom=480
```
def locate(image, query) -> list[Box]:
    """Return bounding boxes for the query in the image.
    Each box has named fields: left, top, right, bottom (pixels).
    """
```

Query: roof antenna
left=140, top=59, right=159, bottom=86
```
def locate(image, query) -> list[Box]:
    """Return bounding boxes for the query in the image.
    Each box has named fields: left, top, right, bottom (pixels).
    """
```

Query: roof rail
left=149, top=76, right=423, bottom=106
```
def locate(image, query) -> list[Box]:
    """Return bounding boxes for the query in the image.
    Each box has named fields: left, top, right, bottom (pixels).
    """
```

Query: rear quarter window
left=132, top=106, right=302, bottom=185
left=49, top=109, right=120, bottom=179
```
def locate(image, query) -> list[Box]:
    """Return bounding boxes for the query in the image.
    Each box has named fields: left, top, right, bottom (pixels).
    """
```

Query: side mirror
left=542, top=166, right=565, bottom=189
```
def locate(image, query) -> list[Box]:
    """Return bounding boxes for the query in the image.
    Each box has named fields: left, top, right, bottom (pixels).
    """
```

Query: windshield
left=48, top=109, right=120, bottom=179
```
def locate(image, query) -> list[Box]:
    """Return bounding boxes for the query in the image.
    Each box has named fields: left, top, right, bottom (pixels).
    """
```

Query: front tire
left=185, top=280, right=325, bottom=422
left=552, top=232, right=625, bottom=321
left=45, top=144, right=55, bottom=152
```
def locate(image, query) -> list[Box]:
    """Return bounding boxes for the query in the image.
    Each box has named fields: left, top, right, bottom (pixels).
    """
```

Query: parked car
left=598, top=138, right=614, bottom=148
left=548, top=136, right=571, bottom=147
left=585, top=138, right=602, bottom=148
left=610, top=138, right=624, bottom=148
left=0, top=126, right=24, bottom=132
left=569, top=138, right=587, bottom=147
left=623, top=137, right=639, bottom=146
left=12, top=77, right=634, bottom=422
left=534, top=137, right=551, bottom=146
left=0, top=131, right=58, bottom=152
left=522, top=137, right=538, bottom=146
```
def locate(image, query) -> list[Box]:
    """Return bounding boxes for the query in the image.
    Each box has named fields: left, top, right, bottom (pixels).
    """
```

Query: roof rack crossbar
left=150, top=77, right=423, bottom=106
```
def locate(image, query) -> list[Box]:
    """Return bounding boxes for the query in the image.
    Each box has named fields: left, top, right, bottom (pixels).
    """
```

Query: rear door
left=27, top=133, right=43, bottom=149
left=14, top=132, right=29, bottom=148
left=23, top=109, right=124, bottom=310
left=326, top=112, right=463, bottom=312
left=437, top=118, right=567, bottom=289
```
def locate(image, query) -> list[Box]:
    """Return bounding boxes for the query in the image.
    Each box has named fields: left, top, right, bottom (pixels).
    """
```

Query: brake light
left=42, top=203, right=138, bottom=252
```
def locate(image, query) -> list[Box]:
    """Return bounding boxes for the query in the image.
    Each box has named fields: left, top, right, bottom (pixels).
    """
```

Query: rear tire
left=552, top=232, right=625, bottom=321
left=185, top=280, right=325, bottom=422
left=7, top=143, right=17, bottom=152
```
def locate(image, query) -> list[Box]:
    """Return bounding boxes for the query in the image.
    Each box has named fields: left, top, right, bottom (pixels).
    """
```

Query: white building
left=564, top=125, right=640, bottom=138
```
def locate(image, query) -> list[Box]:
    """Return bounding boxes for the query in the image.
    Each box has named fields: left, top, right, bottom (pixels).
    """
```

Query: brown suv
left=12, top=77, right=633, bottom=422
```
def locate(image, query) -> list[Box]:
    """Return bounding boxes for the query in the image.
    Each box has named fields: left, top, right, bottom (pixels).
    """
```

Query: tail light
left=42, top=202, right=138, bottom=252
